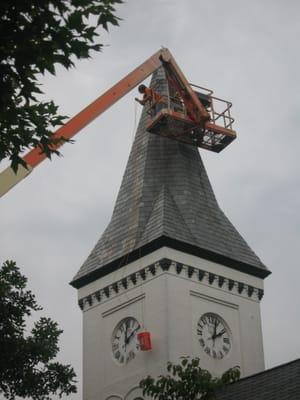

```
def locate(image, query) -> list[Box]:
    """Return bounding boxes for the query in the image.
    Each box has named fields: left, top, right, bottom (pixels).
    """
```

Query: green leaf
left=68, top=11, right=83, bottom=30
left=0, top=0, right=122, bottom=170
left=0, top=260, right=77, bottom=399
left=139, top=358, right=240, bottom=399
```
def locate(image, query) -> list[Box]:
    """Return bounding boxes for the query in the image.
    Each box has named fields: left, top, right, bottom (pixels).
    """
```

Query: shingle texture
left=217, top=359, right=300, bottom=400
left=71, top=69, right=269, bottom=288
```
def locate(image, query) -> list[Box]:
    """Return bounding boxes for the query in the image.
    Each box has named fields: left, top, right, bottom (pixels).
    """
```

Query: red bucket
left=138, top=331, right=152, bottom=351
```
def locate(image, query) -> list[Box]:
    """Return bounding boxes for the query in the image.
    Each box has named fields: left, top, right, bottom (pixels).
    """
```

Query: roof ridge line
left=161, top=185, right=198, bottom=242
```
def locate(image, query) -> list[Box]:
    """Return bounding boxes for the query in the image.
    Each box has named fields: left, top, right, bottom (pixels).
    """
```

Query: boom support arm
left=0, top=48, right=208, bottom=197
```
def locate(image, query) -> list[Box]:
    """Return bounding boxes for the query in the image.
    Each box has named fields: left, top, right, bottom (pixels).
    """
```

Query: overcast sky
left=1, top=1, right=300, bottom=398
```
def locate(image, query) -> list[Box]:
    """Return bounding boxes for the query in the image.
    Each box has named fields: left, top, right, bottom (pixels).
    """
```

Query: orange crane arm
left=0, top=48, right=207, bottom=197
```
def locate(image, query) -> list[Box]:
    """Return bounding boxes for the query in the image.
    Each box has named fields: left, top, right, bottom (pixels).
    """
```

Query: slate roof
left=71, top=68, right=270, bottom=289
left=217, top=359, right=300, bottom=400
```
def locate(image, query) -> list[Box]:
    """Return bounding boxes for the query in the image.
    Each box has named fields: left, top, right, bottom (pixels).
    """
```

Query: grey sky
left=1, top=1, right=300, bottom=398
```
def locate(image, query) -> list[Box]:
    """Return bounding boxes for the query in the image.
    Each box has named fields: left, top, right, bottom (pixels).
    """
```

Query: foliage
left=0, top=0, right=122, bottom=171
left=140, top=357, right=240, bottom=400
left=0, top=260, right=77, bottom=399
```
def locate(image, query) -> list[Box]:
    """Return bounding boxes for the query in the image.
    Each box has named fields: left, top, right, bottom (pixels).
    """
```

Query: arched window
left=125, top=386, right=144, bottom=400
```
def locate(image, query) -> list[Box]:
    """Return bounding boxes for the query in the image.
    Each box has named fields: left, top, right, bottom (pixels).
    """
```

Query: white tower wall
left=78, top=247, right=265, bottom=400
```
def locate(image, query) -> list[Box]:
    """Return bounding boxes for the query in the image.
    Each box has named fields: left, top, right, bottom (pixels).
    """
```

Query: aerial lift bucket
left=146, top=85, right=236, bottom=153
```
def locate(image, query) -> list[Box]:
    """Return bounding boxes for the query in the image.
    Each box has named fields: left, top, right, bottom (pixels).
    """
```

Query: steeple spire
left=71, top=69, right=269, bottom=289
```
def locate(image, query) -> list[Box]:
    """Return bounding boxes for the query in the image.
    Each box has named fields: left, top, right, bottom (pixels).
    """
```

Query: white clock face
left=197, top=313, right=231, bottom=360
left=111, top=317, right=141, bottom=365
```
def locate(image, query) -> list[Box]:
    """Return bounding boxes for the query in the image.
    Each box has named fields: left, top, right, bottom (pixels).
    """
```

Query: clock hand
left=212, top=319, right=217, bottom=346
left=214, top=328, right=226, bottom=339
left=126, top=326, right=140, bottom=344
left=124, top=320, right=130, bottom=347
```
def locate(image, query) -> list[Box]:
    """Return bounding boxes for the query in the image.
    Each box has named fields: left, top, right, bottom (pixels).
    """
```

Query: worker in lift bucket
left=135, top=84, right=166, bottom=117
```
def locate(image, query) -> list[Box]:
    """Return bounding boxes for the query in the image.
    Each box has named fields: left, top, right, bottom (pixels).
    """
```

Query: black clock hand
left=214, top=328, right=226, bottom=339
left=126, top=326, right=140, bottom=344
left=124, top=320, right=130, bottom=347
left=212, top=319, right=217, bottom=346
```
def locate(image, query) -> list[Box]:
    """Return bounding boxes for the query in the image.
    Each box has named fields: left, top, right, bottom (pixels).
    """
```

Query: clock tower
left=71, top=69, right=270, bottom=400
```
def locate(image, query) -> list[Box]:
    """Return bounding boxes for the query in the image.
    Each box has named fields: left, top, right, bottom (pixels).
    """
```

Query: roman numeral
left=197, top=328, right=203, bottom=335
left=128, top=350, right=135, bottom=362
left=223, top=337, right=230, bottom=344
left=204, top=347, right=211, bottom=355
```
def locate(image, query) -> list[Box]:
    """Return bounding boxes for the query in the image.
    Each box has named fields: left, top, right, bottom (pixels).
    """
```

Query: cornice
left=78, top=258, right=264, bottom=311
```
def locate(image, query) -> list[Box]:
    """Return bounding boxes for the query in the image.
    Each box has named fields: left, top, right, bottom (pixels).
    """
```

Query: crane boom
left=0, top=48, right=235, bottom=198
